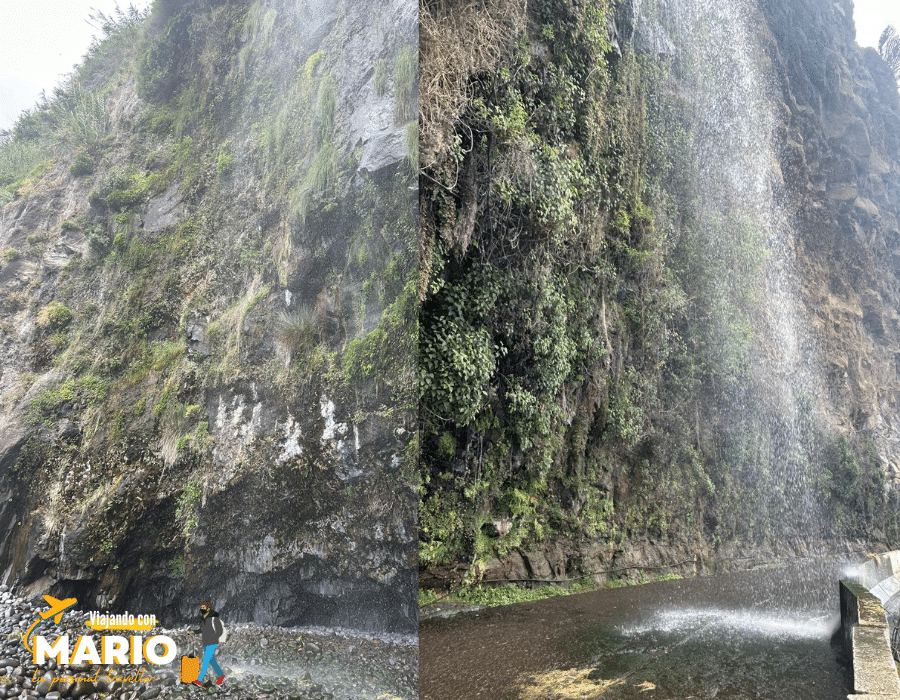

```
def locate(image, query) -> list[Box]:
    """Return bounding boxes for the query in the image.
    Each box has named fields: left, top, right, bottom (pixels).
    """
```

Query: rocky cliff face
left=761, top=0, right=900, bottom=482
left=418, top=0, right=900, bottom=595
left=0, top=0, right=416, bottom=632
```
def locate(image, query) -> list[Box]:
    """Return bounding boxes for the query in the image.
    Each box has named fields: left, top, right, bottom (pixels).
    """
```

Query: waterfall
left=635, top=0, right=826, bottom=540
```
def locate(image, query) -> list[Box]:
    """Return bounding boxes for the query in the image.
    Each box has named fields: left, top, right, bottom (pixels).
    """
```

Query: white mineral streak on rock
left=213, top=394, right=265, bottom=470
left=320, top=395, right=348, bottom=443
left=277, top=416, right=304, bottom=463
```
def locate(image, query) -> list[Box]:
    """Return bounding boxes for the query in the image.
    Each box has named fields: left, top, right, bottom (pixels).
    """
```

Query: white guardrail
left=841, top=552, right=900, bottom=698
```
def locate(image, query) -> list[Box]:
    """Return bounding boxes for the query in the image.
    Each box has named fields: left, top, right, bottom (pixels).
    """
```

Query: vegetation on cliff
left=418, top=0, right=900, bottom=591
left=0, top=0, right=417, bottom=630
left=881, top=25, right=900, bottom=84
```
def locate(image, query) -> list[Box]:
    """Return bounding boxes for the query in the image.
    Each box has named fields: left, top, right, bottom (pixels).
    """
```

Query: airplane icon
left=39, top=595, right=77, bottom=624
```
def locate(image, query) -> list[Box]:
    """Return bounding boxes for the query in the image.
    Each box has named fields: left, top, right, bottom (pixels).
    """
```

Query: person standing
left=192, top=601, right=225, bottom=687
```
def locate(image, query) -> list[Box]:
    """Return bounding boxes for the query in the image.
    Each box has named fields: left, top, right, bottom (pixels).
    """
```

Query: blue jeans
left=199, top=643, right=223, bottom=680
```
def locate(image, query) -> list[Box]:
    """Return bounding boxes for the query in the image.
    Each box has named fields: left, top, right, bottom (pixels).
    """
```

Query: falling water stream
left=635, top=0, right=827, bottom=529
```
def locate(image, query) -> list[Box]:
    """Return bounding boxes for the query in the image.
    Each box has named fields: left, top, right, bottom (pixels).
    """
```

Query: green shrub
left=0, top=138, right=51, bottom=190
left=36, top=302, right=74, bottom=331
left=84, top=218, right=111, bottom=255
left=88, top=167, right=148, bottom=211
left=176, top=480, right=201, bottom=537
left=89, top=167, right=129, bottom=208
left=438, top=431, right=456, bottom=457
left=69, top=148, right=95, bottom=177
left=137, top=10, right=190, bottom=103
left=420, top=316, right=497, bottom=426
left=419, top=589, right=439, bottom=606
left=28, top=376, right=107, bottom=424
left=105, top=186, right=146, bottom=211
left=143, top=107, right=175, bottom=135
left=50, top=79, right=110, bottom=148
left=215, top=140, right=235, bottom=174
left=420, top=264, right=504, bottom=426
left=169, top=555, right=185, bottom=579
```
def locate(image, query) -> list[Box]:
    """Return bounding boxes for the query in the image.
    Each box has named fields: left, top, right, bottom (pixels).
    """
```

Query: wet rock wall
left=0, top=0, right=417, bottom=632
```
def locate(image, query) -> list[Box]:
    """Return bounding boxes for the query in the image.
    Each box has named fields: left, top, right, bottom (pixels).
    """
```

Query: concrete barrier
left=840, top=572, right=900, bottom=698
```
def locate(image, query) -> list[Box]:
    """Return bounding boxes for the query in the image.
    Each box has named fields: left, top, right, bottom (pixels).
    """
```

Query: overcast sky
left=854, top=0, right=900, bottom=50
left=0, top=0, right=153, bottom=131
left=1, top=0, right=899, bottom=132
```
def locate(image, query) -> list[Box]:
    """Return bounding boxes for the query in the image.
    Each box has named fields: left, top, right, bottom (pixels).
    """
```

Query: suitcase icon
left=180, top=653, right=200, bottom=684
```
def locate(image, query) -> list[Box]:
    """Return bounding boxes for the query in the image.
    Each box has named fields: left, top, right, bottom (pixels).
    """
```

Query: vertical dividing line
left=487, top=130, right=492, bottom=237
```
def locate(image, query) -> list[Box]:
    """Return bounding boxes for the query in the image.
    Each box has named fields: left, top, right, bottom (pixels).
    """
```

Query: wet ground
left=420, top=560, right=855, bottom=700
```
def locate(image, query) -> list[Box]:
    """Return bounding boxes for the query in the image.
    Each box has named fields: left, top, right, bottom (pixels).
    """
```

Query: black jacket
left=198, top=610, right=224, bottom=646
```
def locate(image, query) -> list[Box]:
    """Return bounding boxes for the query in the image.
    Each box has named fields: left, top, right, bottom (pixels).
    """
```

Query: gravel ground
left=0, top=587, right=417, bottom=700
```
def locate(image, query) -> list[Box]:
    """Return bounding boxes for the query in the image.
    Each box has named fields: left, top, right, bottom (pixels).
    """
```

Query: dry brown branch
left=419, top=0, right=528, bottom=170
